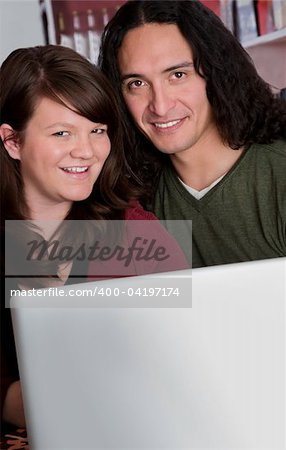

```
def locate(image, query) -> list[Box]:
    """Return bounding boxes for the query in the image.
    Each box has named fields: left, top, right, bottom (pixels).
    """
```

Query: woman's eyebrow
left=44, top=122, right=74, bottom=130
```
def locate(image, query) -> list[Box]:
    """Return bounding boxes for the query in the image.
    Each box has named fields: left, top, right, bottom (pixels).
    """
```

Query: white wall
left=0, top=0, right=44, bottom=64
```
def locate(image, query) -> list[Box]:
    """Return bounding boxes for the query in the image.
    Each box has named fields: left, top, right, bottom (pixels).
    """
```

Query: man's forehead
left=118, top=23, right=193, bottom=76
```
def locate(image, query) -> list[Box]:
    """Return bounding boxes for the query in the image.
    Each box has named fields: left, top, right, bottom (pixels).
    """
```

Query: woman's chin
left=67, top=188, right=94, bottom=202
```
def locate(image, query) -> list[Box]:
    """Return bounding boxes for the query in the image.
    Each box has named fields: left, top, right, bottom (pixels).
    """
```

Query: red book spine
left=200, top=0, right=221, bottom=17
left=256, top=0, right=274, bottom=35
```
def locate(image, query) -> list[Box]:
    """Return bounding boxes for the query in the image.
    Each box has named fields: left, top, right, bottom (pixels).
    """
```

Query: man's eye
left=53, top=131, right=69, bottom=137
left=173, top=72, right=186, bottom=79
left=128, top=79, right=146, bottom=89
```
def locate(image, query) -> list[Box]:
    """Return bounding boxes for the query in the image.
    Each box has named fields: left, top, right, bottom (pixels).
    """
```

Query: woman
left=0, top=45, right=189, bottom=428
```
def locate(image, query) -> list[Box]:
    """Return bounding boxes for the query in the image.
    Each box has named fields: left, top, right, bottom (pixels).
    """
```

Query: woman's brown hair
left=0, top=45, right=139, bottom=222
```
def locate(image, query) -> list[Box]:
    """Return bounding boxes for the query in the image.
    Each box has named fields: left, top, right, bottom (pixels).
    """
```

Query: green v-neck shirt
left=154, top=140, right=286, bottom=268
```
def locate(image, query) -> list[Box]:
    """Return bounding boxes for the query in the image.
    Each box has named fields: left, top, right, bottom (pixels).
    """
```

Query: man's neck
left=170, top=135, right=245, bottom=191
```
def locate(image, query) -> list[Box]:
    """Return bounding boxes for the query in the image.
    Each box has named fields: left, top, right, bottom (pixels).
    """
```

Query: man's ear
left=0, top=124, right=21, bottom=160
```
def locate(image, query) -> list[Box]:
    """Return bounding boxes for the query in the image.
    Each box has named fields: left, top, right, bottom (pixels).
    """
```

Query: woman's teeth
left=62, top=167, right=88, bottom=173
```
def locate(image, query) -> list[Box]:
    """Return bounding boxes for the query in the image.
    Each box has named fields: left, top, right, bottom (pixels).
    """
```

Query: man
left=99, top=0, right=286, bottom=268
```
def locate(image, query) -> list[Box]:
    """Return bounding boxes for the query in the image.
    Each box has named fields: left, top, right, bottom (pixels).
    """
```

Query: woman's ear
left=0, top=124, right=21, bottom=160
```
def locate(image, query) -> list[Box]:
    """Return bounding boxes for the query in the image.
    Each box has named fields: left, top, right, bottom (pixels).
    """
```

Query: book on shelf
left=58, top=11, right=74, bottom=49
left=200, top=0, right=221, bottom=17
left=86, top=9, right=101, bottom=64
left=234, top=0, right=258, bottom=42
left=203, top=0, right=285, bottom=40
left=220, top=0, right=235, bottom=33
left=72, top=10, right=89, bottom=58
left=271, top=0, right=286, bottom=30
left=255, top=0, right=275, bottom=36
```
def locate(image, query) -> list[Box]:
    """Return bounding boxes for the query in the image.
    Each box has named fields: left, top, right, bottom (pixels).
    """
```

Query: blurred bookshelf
left=41, top=0, right=125, bottom=64
left=243, top=27, right=286, bottom=47
left=41, top=0, right=286, bottom=89
left=203, top=0, right=286, bottom=89
left=244, top=27, right=286, bottom=90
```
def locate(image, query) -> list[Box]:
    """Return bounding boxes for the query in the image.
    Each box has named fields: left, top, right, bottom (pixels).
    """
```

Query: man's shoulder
left=157, top=163, right=179, bottom=187
left=253, top=139, right=286, bottom=159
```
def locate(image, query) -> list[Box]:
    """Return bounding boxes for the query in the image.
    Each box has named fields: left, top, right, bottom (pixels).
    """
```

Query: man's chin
left=150, top=141, right=186, bottom=155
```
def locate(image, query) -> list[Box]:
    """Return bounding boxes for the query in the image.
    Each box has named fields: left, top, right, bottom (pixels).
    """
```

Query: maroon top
left=1, top=203, right=189, bottom=425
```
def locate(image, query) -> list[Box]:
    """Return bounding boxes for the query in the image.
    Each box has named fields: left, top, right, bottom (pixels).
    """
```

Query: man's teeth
left=154, top=119, right=181, bottom=129
left=62, top=167, right=88, bottom=173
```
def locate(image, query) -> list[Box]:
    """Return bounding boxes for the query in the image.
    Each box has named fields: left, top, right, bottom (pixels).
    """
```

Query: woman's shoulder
left=124, top=201, right=157, bottom=220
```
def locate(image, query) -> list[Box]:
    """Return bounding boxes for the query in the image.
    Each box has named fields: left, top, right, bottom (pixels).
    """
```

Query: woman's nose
left=70, top=136, right=94, bottom=159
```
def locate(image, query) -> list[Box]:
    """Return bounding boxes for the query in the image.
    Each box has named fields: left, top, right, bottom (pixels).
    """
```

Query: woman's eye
left=92, top=127, right=107, bottom=134
left=53, top=131, right=69, bottom=137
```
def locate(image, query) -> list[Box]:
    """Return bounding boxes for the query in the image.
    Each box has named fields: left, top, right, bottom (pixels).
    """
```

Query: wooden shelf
left=243, top=27, right=286, bottom=48
left=244, top=27, right=286, bottom=89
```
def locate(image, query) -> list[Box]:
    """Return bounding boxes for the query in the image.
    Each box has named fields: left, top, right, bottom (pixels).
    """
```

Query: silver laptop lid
left=10, top=258, right=286, bottom=449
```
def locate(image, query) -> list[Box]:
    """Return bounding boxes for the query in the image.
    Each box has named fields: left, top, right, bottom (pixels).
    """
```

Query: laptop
left=10, top=258, right=286, bottom=449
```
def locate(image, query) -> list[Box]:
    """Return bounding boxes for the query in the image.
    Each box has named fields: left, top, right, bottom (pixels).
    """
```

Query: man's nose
left=70, top=136, right=94, bottom=159
left=148, top=83, right=175, bottom=117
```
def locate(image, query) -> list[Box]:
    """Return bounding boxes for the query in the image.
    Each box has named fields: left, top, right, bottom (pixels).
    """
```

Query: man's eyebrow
left=162, top=61, right=194, bottom=73
left=121, top=61, right=194, bottom=82
left=121, top=73, right=143, bottom=82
